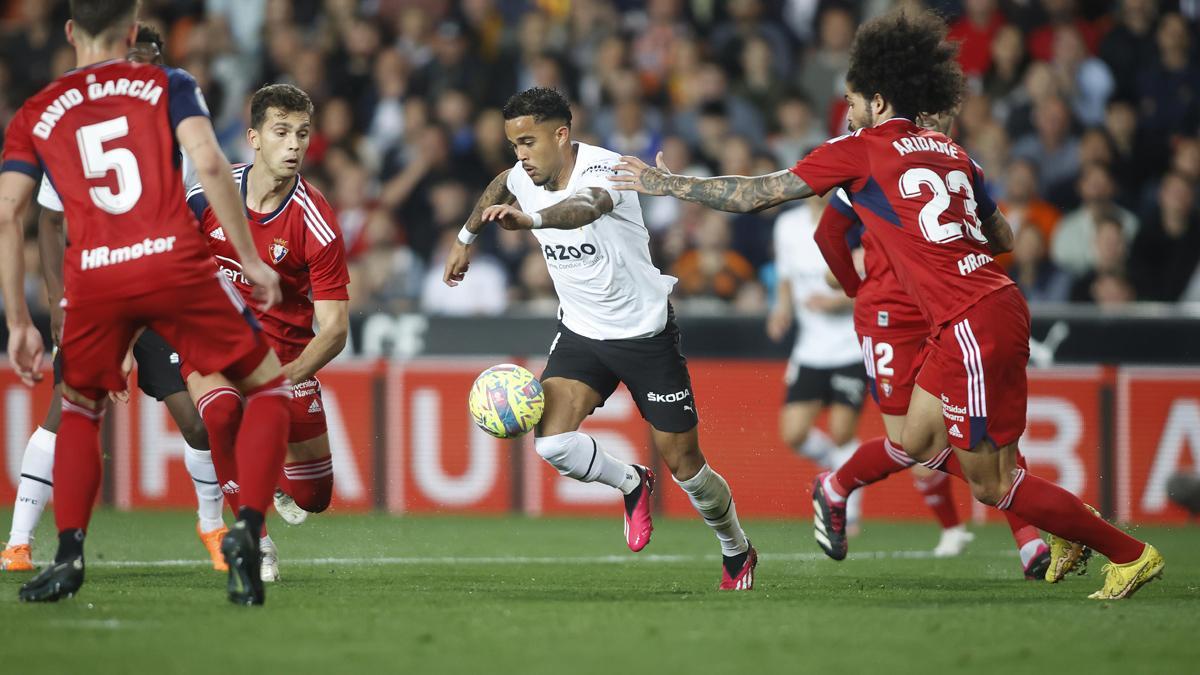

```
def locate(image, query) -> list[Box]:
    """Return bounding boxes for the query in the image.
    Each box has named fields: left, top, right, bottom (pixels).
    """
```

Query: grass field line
left=62, top=548, right=1016, bottom=569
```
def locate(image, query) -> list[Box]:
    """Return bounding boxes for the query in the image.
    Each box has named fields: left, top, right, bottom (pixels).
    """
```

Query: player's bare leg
left=275, top=433, right=335, bottom=527
left=18, top=384, right=105, bottom=602
left=535, top=378, right=651, bottom=551
left=162, top=390, right=227, bottom=571
left=3, top=386, right=62, bottom=572
left=653, top=426, right=755, bottom=590
left=779, top=401, right=833, bottom=465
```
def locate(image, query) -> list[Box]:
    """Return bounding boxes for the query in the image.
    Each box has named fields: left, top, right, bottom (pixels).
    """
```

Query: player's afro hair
left=846, top=10, right=964, bottom=120
left=135, top=23, right=164, bottom=51
left=502, top=87, right=572, bottom=127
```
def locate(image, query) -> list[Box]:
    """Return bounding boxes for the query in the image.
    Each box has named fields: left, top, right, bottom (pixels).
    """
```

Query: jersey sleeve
left=574, top=157, right=624, bottom=208
left=164, top=67, right=212, bottom=130
left=969, top=159, right=997, bottom=220
left=0, top=106, right=43, bottom=180
left=814, top=190, right=862, bottom=297
left=302, top=192, right=350, bottom=301
left=185, top=183, right=209, bottom=222
left=37, top=174, right=63, bottom=212
left=789, top=134, right=864, bottom=197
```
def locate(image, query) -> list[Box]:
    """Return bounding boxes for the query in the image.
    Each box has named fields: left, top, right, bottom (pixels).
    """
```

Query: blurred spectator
left=734, top=36, right=787, bottom=126
left=769, top=93, right=827, bottom=166
left=998, top=158, right=1061, bottom=244
left=948, top=0, right=1007, bottom=79
left=798, top=5, right=855, bottom=130
left=983, top=25, right=1029, bottom=106
left=1052, top=163, right=1140, bottom=276
left=671, top=211, right=759, bottom=302
left=1099, top=0, right=1160, bottom=101
left=1012, top=96, right=1081, bottom=198
left=711, top=0, right=794, bottom=81
left=1050, top=25, right=1113, bottom=127
left=1008, top=225, right=1072, bottom=303
left=672, top=61, right=765, bottom=148
left=410, top=20, right=488, bottom=104
left=1128, top=172, right=1200, bottom=302
left=514, top=250, right=558, bottom=314
left=1104, top=99, right=1156, bottom=200
left=1027, top=0, right=1103, bottom=62
left=1069, top=215, right=1135, bottom=305
left=642, top=136, right=710, bottom=236
left=1137, top=14, right=1200, bottom=141
left=420, top=226, right=509, bottom=316
left=605, top=98, right=662, bottom=159
left=630, top=0, right=691, bottom=97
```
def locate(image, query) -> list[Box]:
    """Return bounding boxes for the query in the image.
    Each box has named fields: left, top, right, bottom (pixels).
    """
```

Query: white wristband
left=457, top=226, right=477, bottom=245
left=529, top=211, right=543, bottom=229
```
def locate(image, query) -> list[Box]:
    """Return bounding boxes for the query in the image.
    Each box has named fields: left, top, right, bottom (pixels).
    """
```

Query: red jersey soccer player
left=813, top=111, right=1051, bottom=579
left=0, top=0, right=290, bottom=606
left=613, top=11, right=1163, bottom=600
left=183, top=84, right=350, bottom=582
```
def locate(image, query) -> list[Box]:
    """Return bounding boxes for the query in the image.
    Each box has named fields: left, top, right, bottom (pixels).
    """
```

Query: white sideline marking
left=47, top=549, right=1014, bottom=569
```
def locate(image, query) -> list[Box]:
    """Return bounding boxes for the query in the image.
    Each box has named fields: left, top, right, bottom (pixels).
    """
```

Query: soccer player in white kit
left=444, top=88, right=756, bottom=590
left=767, top=196, right=869, bottom=532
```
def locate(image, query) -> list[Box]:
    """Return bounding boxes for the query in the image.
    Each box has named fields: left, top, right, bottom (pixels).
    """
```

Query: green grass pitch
left=1, top=510, right=1197, bottom=674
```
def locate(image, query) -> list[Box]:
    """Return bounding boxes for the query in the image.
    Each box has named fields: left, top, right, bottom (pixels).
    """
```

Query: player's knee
left=180, top=420, right=209, bottom=451
left=828, top=427, right=856, bottom=447
left=294, top=479, right=333, bottom=513
left=780, top=423, right=809, bottom=449
left=967, top=477, right=1011, bottom=507
left=534, top=432, right=577, bottom=475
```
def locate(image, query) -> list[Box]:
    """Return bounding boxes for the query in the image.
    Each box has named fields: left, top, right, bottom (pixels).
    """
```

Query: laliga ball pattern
left=468, top=364, right=545, bottom=438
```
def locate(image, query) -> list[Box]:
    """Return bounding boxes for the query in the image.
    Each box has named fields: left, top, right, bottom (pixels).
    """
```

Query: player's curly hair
left=846, top=10, right=964, bottom=120
left=135, top=23, right=164, bottom=52
left=502, top=87, right=572, bottom=128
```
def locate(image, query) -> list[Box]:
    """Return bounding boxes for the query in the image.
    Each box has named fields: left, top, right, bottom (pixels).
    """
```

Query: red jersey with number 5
left=186, top=165, right=350, bottom=364
left=0, top=60, right=215, bottom=303
left=792, top=118, right=1014, bottom=328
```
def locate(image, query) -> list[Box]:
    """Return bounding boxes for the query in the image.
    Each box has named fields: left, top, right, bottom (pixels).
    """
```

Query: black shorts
left=784, top=361, right=868, bottom=409
left=541, top=310, right=698, bottom=433
left=53, top=328, right=187, bottom=401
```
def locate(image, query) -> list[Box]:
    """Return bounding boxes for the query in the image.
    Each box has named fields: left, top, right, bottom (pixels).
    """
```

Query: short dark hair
left=502, top=87, right=572, bottom=127
left=70, top=0, right=140, bottom=39
left=250, top=84, right=314, bottom=130
left=846, top=10, right=964, bottom=120
left=135, top=23, right=163, bottom=51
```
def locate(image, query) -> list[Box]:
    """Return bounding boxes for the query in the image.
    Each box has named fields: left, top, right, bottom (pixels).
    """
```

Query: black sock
left=722, top=550, right=749, bottom=576
left=56, top=529, right=85, bottom=563
left=238, top=507, right=265, bottom=539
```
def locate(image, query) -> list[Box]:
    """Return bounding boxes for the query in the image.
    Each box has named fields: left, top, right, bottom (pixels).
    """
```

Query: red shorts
left=858, top=328, right=929, bottom=416
left=59, top=274, right=264, bottom=397
left=915, top=286, right=1030, bottom=450
left=288, top=377, right=327, bottom=443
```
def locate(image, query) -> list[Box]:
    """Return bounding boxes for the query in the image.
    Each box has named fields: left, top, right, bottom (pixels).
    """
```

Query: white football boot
left=932, top=525, right=975, bottom=557
left=260, top=535, right=280, bottom=582
left=274, top=488, right=309, bottom=526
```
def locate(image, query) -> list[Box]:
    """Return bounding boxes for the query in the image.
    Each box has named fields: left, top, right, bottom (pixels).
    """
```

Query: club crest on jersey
left=269, top=238, right=289, bottom=264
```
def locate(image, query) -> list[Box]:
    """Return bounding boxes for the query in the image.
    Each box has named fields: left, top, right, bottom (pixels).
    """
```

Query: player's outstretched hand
left=444, top=242, right=471, bottom=287
left=610, top=152, right=673, bottom=196
left=481, top=204, right=533, bottom=230
left=7, top=324, right=44, bottom=386
left=243, top=259, right=283, bottom=311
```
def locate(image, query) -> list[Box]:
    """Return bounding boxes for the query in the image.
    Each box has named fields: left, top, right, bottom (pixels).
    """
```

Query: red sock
left=913, top=471, right=960, bottom=529
left=54, top=400, right=105, bottom=533
left=197, top=387, right=244, bottom=514
left=279, top=456, right=334, bottom=513
left=1003, top=454, right=1041, bottom=549
left=234, top=375, right=291, bottom=514
left=999, top=469, right=1144, bottom=564
left=831, top=437, right=913, bottom=497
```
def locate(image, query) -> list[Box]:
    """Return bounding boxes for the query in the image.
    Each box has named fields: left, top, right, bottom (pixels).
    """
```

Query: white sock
left=535, top=432, right=641, bottom=494
left=675, top=464, right=749, bottom=557
left=822, top=473, right=847, bottom=505
left=184, top=447, right=225, bottom=533
left=831, top=441, right=864, bottom=527
left=8, top=427, right=56, bottom=547
left=796, top=427, right=835, bottom=465
left=1019, top=538, right=1046, bottom=567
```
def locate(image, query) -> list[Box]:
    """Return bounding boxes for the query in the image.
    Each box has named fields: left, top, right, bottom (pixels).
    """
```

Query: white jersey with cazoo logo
left=507, top=142, right=677, bottom=340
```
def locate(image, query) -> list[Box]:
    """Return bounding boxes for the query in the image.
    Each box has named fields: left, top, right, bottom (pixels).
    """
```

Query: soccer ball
left=468, top=364, right=545, bottom=439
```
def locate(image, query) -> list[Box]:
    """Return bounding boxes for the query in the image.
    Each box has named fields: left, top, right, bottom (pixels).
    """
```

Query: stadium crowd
left=2, top=0, right=1199, bottom=317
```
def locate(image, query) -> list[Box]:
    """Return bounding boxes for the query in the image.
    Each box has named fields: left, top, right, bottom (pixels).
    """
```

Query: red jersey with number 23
left=792, top=118, right=1013, bottom=328
left=0, top=60, right=215, bottom=304
left=186, top=165, right=349, bottom=364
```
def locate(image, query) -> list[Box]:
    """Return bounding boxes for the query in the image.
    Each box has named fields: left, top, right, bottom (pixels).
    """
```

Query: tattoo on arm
left=643, top=168, right=814, bottom=213
left=465, top=170, right=516, bottom=234
left=537, top=188, right=614, bottom=230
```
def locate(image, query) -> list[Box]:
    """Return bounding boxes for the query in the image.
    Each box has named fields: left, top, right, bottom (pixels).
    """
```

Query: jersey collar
left=65, top=58, right=126, bottom=74
left=874, top=117, right=915, bottom=128
left=238, top=163, right=300, bottom=224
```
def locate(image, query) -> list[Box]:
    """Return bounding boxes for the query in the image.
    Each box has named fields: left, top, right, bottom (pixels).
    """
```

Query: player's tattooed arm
left=610, top=153, right=814, bottom=213
left=981, top=210, right=1014, bottom=254
left=463, top=169, right=517, bottom=235
left=480, top=188, right=613, bottom=231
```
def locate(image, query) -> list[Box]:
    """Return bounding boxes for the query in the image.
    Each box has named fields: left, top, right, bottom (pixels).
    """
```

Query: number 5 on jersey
left=77, top=116, right=142, bottom=214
